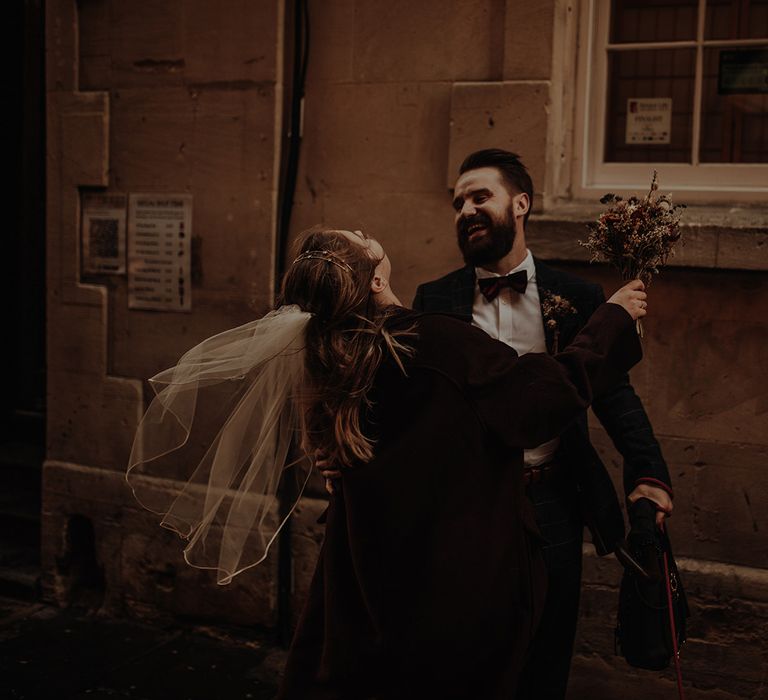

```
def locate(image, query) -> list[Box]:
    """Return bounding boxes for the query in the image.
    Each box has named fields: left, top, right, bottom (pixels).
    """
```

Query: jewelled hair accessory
left=293, top=250, right=354, bottom=274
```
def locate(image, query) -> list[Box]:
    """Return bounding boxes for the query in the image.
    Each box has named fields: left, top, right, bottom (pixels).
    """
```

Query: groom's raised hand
left=607, top=280, right=648, bottom=320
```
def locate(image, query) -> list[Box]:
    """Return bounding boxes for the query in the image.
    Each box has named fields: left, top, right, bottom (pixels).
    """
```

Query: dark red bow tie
left=477, top=270, right=528, bottom=302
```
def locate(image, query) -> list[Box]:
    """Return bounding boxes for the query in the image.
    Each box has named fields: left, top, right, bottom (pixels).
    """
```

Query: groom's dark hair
left=458, top=149, right=534, bottom=225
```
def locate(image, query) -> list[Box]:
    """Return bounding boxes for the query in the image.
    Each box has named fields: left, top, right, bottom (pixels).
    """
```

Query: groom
left=412, top=149, right=674, bottom=699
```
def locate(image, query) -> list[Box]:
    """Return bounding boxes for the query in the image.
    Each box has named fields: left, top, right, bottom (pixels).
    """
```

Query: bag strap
left=660, top=521, right=686, bottom=700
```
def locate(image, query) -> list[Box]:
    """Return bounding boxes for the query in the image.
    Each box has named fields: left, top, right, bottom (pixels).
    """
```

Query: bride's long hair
left=280, top=228, right=415, bottom=468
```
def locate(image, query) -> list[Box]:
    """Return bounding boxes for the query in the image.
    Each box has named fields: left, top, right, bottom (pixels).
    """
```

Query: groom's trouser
left=515, top=478, right=584, bottom=700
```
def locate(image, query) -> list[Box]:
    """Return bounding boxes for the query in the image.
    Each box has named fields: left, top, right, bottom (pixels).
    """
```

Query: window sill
left=528, top=202, right=768, bottom=271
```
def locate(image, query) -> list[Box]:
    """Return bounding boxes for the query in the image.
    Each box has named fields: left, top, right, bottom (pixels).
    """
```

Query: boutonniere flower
left=579, top=171, right=685, bottom=337
left=541, top=291, right=577, bottom=354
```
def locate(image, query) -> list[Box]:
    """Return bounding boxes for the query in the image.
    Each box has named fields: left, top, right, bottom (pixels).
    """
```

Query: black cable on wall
left=275, top=0, right=310, bottom=283
left=276, top=0, right=310, bottom=648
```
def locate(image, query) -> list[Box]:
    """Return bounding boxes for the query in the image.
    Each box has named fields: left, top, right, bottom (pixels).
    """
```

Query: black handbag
left=615, top=498, right=690, bottom=679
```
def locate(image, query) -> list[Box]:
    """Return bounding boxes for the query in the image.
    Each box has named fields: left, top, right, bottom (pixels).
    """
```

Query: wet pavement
left=0, top=596, right=286, bottom=699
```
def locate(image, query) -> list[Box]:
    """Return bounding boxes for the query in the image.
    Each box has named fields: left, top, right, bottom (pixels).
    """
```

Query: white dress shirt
left=472, top=250, right=560, bottom=467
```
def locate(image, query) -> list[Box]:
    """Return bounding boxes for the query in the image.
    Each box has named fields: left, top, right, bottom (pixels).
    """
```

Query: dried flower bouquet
left=580, top=171, right=685, bottom=336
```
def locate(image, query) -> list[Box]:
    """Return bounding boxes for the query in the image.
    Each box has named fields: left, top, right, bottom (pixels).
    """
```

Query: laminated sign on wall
left=128, top=194, right=192, bottom=312
left=81, top=192, right=127, bottom=274
left=625, top=98, right=672, bottom=145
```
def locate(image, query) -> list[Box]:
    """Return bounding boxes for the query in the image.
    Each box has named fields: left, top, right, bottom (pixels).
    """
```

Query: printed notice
left=82, top=193, right=127, bottom=274
left=626, top=98, right=672, bottom=144
left=128, top=194, right=192, bottom=312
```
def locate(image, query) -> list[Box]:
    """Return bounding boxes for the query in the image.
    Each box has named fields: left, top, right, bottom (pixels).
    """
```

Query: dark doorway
left=1, top=0, right=46, bottom=599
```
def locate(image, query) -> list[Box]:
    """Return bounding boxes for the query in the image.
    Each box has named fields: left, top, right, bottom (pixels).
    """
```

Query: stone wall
left=44, top=0, right=284, bottom=625
left=44, top=1, right=767, bottom=697
left=289, top=0, right=561, bottom=302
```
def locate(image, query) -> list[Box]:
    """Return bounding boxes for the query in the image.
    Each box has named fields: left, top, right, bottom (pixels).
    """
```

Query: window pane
left=610, top=0, right=698, bottom=43
left=700, top=47, right=768, bottom=162
left=705, top=0, right=768, bottom=41
left=605, top=48, right=695, bottom=162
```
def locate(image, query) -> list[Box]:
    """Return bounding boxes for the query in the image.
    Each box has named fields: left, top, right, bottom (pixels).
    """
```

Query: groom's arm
left=587, top=286, right=673, bottom=517
left=592, top=375, right=672, bottom=494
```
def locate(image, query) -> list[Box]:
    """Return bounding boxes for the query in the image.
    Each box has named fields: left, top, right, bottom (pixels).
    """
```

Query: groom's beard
left=457, top=210, right=517, bottom=267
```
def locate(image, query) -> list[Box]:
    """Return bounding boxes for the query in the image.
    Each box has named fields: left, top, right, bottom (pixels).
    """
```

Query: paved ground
left=0, top=596, right=287, bottom=699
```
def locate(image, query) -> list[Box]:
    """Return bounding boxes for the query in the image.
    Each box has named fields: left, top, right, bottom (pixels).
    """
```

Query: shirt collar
left=475, top=249, right=535, bottom=280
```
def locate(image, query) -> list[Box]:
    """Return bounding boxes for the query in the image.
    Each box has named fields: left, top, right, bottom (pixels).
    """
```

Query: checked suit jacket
left=412, top=258, right=673, bottom=555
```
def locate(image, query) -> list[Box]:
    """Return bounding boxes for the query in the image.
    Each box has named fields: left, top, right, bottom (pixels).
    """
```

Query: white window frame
left=571, top=0, right=768, bottom=203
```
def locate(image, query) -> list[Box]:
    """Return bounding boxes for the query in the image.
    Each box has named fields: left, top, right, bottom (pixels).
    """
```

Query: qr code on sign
left=88, top=218, right=119, bottom=258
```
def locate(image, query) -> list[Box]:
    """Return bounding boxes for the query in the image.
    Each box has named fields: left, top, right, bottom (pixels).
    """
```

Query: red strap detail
left=634, top=476, right=674, bottom=499
left=661, top=521, right=686, bottom=700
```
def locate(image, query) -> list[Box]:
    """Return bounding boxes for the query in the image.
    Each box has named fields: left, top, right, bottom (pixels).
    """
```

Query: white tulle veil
left=126, top=304, right=313, bottom=585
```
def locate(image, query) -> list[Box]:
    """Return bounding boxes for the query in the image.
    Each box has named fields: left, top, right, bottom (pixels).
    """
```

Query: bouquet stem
left=622, top=275, right=645, bottom=338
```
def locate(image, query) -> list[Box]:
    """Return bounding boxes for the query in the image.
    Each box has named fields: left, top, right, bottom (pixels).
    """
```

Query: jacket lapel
left=534, top=258, right=559, bottom=354
left=450, top=266, right=475, bottom=322
left=535, top=258, right=584, bottom=354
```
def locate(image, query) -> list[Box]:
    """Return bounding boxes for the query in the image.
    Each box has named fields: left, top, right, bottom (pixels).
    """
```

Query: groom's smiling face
left=452, top=167, right=518, bottom=267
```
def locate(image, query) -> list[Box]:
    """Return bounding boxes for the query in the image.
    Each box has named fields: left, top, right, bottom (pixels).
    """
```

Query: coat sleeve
left=587, top=288, right=673, bottom=497
left=415, top=303, right=642, bottom=450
